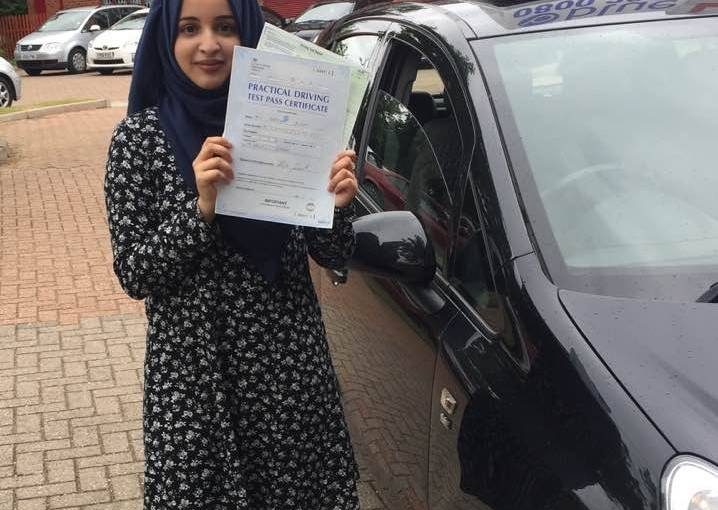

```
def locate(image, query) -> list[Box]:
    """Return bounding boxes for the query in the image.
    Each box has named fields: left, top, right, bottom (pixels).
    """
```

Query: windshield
left=295, top=2, right=354, bottom=22
left=111, top=12, right=147, bottom=30
left=478, top=19, right=718, bottom=301
left=38, top=11, right=90, bottom=32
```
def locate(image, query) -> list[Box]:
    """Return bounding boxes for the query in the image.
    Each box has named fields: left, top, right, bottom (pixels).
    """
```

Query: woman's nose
left=198, top=31, right=221, bottom=53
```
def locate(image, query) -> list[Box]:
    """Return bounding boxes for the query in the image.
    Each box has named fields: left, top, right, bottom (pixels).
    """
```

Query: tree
left=0, top=0, right=29, bottom=16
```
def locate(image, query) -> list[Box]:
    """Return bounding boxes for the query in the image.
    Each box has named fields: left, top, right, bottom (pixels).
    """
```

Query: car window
left=360, top=43, right=463, bottom=270
left=295, top=2, right=354, bottom=22
left=38, top=11, right=90, bottom=32
left=112, top=11, right=147, bottom=30
left=479, top=20, right=718, bottom=301
left=450, top=183, right=504, bottom=332
left=104, top=8, right=127, bottom=26
left=84, top=11, right=110, bottom=31
left=333, top=34, right=379, bottom=69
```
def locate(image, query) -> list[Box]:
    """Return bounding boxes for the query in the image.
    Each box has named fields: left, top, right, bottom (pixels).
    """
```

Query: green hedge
left=0, top=1, right=29, bottom=16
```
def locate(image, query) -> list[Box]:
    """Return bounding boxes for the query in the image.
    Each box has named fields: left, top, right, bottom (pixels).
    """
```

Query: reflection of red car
left=362, top=159, right=453, bottom=267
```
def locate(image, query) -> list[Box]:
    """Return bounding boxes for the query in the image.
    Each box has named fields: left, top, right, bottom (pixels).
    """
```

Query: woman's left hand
left=328, top=150, right=358, bottom=209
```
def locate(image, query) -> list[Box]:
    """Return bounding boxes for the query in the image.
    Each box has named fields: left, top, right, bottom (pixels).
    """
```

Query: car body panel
left=560, top=290, right=718, bottom=462
left=427, top=252, right=672, bottom=509
left=0, top=57, right=21, bottom=102
left=318, top=3, right=718, bottom=509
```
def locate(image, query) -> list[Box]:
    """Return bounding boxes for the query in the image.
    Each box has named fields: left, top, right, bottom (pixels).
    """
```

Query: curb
left=0, top=98, right=110, bottom=123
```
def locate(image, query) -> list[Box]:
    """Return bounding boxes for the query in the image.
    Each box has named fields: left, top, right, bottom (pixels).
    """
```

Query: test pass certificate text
left=216, top=47, right=351, bottom=229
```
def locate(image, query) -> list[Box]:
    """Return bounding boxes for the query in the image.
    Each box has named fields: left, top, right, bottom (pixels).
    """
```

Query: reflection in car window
left=481, top=20, right=718, bottom=301
left=295, top=2, right=354, bottom=22
left=38, top=11, right=90, bottom=32
left=451, top=185, right=504, bottom=332
left=105, top=8, right=127, bottom=26
left=364, top=91, right=452, bottom=269
left=333, top=35, right=379, bottom=70
left=111, top=12, right=148, bottom=31
left=361, top=43, right=464, bottom=270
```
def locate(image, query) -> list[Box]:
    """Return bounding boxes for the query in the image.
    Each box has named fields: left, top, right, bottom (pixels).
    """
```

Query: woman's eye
left=179, top=24, right=197, bottom=34
left=218, top=23, right=237, bottom=34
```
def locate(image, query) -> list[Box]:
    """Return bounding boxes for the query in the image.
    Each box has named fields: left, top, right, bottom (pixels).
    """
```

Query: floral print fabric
left=105, top=107, right=360, bottom=509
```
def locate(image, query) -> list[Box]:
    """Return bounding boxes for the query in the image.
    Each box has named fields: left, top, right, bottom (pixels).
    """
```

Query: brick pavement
left=16, top=70, right=132, bottom=107
left=0, top=102, right=385, bottom=508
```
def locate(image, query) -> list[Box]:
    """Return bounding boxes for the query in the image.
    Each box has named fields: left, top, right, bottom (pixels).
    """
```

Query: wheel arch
left=0, top=73, right=17, bottom=100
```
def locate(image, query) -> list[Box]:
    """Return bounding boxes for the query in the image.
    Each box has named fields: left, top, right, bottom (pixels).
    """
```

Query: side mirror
left=89, top=24, right=101, bottom=32
left=349, top=211, right=436, bottom=284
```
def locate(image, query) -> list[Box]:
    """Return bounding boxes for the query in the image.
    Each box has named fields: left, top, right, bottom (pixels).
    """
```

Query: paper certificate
left=215, top=47, right=352, bottom=228
left=257, top=23, right=371, bottom=147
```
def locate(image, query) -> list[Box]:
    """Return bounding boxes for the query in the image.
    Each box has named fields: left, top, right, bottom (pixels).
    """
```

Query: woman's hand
left=193, top=137, right=234, bottom=223
left=328, top=150, right=358, bottom=209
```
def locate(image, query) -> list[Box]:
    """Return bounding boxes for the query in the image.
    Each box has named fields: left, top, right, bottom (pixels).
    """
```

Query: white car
left=87, top=8, right=149, bottom=74
left=0, top=56, right=21, bottom=108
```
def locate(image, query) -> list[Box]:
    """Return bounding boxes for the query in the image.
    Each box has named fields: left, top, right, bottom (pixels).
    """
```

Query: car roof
left=58, top=5, right=141, bottom=14
left=354, top=0, right=718, bottom=38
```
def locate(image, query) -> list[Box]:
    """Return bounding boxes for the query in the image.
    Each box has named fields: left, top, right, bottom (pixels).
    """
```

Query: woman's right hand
left=192, top=136, right=234, bottom=223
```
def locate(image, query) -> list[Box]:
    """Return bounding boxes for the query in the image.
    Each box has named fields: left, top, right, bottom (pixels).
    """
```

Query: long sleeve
left=305, top=203, right=356, bottom=269
left=104, top=116, right=217, bottom=300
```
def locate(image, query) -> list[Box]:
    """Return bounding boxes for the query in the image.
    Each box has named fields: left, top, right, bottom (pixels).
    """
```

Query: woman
left=104, top=0, right=360, bottom=507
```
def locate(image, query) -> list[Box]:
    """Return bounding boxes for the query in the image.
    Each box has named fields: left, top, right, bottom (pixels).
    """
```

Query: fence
left=0, top=13, right=47, bottom=59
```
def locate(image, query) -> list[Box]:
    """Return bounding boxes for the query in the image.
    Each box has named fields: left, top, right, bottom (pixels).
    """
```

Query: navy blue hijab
left=128, top=0, right=291, bottom=282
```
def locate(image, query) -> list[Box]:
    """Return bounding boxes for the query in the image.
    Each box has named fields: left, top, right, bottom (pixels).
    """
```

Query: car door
left=321, top=20, right=475, bottom=509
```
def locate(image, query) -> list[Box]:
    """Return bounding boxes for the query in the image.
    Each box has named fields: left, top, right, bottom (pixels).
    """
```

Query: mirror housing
left=89, top=24, right=101, bottom=32
left=349, top=211, right=436, bottom=285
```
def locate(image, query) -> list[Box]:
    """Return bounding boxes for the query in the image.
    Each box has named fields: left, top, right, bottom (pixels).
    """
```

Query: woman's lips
left=196, top=61, right=223, bottom=72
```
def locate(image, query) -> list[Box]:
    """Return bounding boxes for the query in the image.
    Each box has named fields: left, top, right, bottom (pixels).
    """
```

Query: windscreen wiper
left=697, top=282, right=718, bottom=303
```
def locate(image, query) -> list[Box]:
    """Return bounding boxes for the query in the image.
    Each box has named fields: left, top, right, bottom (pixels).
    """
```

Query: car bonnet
left=559, top=289, right=718, bottom=463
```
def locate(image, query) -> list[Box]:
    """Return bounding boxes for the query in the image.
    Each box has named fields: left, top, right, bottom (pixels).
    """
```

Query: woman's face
left=174, top=0, right=241, bottom=90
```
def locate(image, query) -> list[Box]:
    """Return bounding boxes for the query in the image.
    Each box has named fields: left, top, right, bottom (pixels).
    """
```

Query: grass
left=0, top=98, right=95, bottom=115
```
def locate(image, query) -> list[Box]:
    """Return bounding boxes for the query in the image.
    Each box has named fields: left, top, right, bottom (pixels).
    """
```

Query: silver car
left=0, top=56, right=21, bottom=107
left=13, top=5, right=143, bottom=76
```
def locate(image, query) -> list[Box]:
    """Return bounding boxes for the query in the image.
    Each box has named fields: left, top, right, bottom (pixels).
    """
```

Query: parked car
left=87, top=8, right=149, bottom=75
left=316, top=1, right=718, bottom=509
left=13, top=4, right=143, bottom=75
left=285, top=0, right=369, bottom=42
left=0, top=56, right=21, bottom=108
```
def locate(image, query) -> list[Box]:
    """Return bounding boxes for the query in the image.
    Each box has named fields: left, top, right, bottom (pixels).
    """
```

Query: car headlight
left=664, top=456, right=718, bottom=510
left=43, top=42, right=60, bottom=52
left=123, top=40, right=138, bottom=50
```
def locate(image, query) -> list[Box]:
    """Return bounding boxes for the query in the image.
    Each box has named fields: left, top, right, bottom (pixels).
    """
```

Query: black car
left=315, top=1, right=718, bottom=509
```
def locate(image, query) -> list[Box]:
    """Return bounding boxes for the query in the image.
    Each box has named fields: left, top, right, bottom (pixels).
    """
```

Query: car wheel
left=67, top=48, right=87, bottom=74
left=25, top=69, right=42, bottom=76
left=0, top=77, right=13, bottom=108
left=98, top=69, right=113, bottom=75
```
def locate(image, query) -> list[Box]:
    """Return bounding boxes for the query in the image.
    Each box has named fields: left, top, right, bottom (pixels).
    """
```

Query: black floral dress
left=104, top=107, right=360, bottom=510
